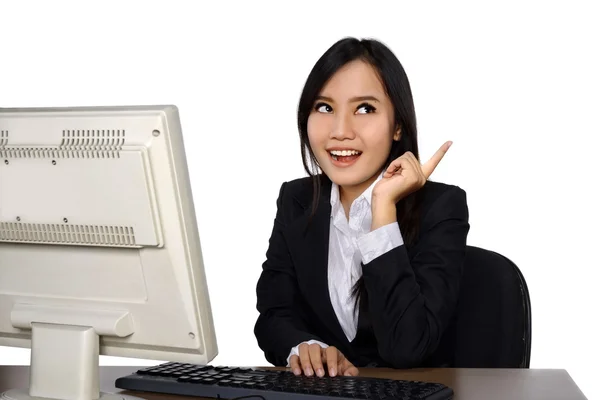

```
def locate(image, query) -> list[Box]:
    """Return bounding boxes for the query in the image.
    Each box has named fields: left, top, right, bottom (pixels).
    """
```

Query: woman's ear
left=393, top=125, right=402, bottom=141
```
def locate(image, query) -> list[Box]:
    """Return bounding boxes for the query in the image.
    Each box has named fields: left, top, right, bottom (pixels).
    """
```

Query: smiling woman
left=307, top=60, right=399, bottom=190
left=254, top=37, right=469, bottom=379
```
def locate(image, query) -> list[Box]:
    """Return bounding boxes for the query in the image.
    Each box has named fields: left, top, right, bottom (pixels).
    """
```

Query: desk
left=0, top=366, right=587, bottom=400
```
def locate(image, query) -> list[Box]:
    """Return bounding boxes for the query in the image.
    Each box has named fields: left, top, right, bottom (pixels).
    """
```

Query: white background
left=1, top=1, right=599, bottom=399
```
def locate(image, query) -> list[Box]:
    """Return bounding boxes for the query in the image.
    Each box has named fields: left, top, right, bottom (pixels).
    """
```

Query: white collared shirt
left=287, top=174, right=404, bottom=365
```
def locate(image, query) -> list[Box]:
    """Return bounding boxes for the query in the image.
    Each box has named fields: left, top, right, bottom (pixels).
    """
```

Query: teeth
left=330, top=150, right=361, bottom=156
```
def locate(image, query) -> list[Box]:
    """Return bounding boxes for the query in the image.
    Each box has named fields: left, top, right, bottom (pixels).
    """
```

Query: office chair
left=438, top=245, right=532, bottom=368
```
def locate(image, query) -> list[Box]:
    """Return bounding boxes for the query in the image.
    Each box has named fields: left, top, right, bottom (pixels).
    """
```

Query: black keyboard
left=115, top=362, right=453, bottom=400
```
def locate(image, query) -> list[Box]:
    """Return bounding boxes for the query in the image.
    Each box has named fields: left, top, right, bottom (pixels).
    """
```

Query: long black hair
left=296, top=37, right=424, bottom=306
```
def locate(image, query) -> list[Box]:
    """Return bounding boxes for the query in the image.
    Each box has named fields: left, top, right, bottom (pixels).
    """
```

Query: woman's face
left=307, top=60, right=400, bottom=191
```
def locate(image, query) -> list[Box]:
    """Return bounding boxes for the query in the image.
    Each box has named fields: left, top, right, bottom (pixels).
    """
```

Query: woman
left=254, top=37, right=469, bottom=378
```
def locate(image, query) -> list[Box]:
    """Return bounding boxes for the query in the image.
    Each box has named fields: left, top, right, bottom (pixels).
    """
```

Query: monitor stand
left=1, top=319, right=144, bottom=400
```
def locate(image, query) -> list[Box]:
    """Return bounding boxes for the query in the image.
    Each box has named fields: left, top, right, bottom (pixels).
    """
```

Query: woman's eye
left=315, top=103, right=333, bottom=113
left=356, top=103, right=376, bottom=114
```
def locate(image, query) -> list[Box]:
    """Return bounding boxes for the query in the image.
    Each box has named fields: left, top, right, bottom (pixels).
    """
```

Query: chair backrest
left=437, top=245, right=532, bottom=368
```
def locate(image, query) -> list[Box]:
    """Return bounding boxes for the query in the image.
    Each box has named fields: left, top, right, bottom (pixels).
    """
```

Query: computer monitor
left=0, top=105, right=218, bottom=400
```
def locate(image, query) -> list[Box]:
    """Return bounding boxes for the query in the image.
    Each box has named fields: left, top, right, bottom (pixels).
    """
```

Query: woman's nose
left=329, top=113, right=355, bottom=140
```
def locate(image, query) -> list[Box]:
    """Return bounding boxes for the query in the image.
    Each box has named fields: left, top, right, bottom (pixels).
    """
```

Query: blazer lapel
left=285, top=177, right=347, bottom=343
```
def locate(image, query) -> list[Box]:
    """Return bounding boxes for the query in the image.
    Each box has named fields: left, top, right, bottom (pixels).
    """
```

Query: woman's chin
left=325, top=170, right=373, bottom=188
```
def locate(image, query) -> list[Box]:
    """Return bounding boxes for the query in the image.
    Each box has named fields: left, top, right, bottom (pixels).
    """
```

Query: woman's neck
left=338, top=173, right=380, bottom=219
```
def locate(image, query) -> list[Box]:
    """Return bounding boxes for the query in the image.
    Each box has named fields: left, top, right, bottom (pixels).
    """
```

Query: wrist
left=370, top=199, right=397, bottom=231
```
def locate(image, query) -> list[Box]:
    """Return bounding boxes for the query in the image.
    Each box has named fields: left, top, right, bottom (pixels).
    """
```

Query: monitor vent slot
left=0, top=130, right=8, bottom=147
left=0, top=222, right=137, bottom=247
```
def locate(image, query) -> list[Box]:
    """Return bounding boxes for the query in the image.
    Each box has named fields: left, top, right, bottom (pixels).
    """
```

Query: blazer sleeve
left=362, top=185, right=469, bottom=368
left=254, top=182, right=324, bottom=366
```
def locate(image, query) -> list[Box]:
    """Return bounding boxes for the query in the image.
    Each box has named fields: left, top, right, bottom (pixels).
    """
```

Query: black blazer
left=254, top=175, right=470, bottom=368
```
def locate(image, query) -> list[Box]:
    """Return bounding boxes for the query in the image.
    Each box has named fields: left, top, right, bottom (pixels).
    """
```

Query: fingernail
left=305, top=368, right=312, bottom=376
left=447, top=141, right=453, bottom=148
left=330, top=368, right=336, bottom=376
left=293, top=368, right=301, bottom=375
left=317, top=368, right=324, bottom=377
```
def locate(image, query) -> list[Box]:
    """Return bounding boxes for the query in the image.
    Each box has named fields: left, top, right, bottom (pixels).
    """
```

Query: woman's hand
left=289, top=343, right=359, bottom=377
left=370, top=141, right=452, bottom=230
left=373, top=141, right=452, bottom=204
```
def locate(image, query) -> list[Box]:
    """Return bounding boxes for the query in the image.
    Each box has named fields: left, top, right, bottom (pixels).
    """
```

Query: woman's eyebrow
left=349, top=95, right=380, bottom=103
left=315, top=95, right=381, bottom=103
left=315, top=95, right=334, bottom=102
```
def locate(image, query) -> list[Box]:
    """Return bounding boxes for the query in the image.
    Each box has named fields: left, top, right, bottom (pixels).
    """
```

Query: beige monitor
left=0, top=105, right=217, bottom=400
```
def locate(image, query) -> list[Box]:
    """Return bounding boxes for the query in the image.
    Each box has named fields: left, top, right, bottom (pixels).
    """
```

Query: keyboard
left=114, top=362, right=454, bottom=400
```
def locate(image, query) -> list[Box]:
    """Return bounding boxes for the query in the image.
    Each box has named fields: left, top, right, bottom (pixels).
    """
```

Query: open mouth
left=328, top=149, right=362, bottom=166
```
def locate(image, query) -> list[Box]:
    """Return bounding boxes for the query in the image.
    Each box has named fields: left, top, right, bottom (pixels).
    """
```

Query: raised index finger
left=422, top=141, right=452, bottom=178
